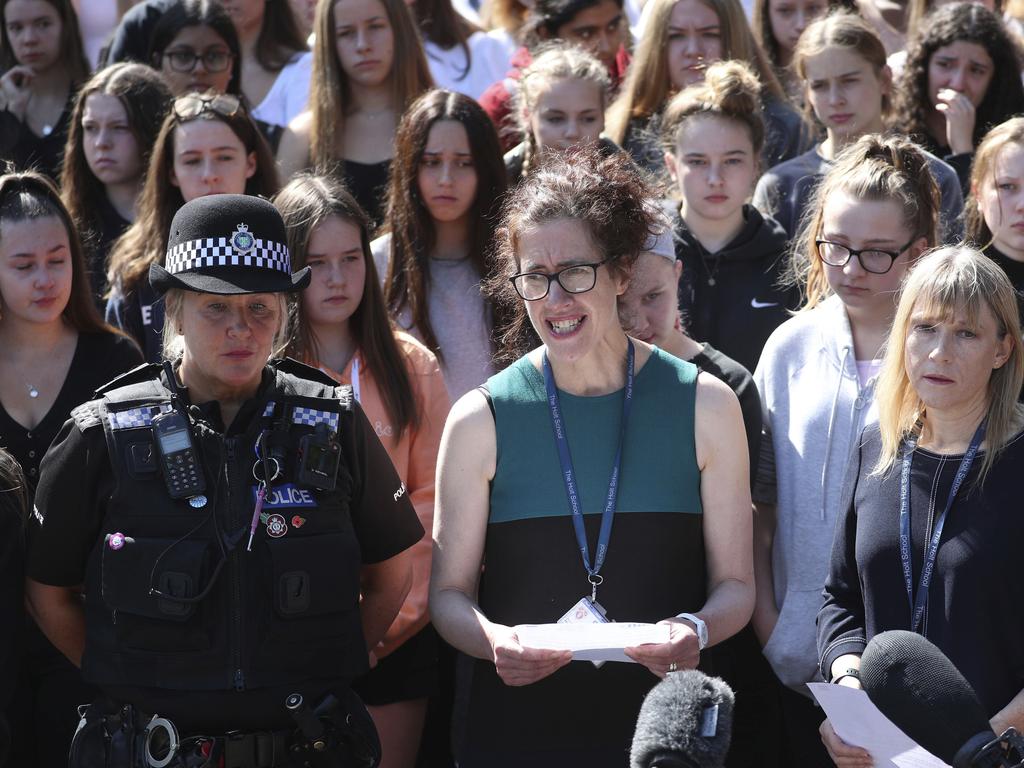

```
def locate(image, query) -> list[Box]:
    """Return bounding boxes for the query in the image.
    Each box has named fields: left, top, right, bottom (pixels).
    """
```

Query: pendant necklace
left=24, top=379, right=39, bottom=398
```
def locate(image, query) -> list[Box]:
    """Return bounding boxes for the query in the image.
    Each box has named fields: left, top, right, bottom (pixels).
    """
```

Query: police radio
left=152, top=410, right=206, bottom=499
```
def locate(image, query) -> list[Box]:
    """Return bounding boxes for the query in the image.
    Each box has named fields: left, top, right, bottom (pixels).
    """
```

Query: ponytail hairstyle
left=61, top=63, right=173, bottom=247
left=381, top=89, right=507, bottom=359
left=607, top=0, right=784, bottom=144
left=106, top=93, right=279, bottom=300
left=792, top=10, right=890, bottom=126
left=310, top=0, right=433, bottom=167
left=661, top=59, right=765, bottom=165
left=0, top=171, right=114, bottom=335
left=751, top=0, right=855, bottom=72
left=966, top=116, right=1024, bottom=247
left=486, top=147, right=660, bottom=363
left=513, top=43, right=611, bottom=177
left=0, top=445, right=27, bottom=528
left=893, top=3, right=1024, bottom=153
left=791, top=133, right=939, bottom=310
left=275, top=174, right=418, bottom=437
left=873, top=246, right=1023, bottom=484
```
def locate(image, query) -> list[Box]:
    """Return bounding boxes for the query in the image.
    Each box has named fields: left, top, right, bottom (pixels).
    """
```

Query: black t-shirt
left=0, top=331, right=142, bottom=493
left=690, top=342, right=762, bottom=483
left=0, top=99, right=73, bottom=183
left=26, top=366, right=422, bottom=730
left=83, top=195, right=131, bottom=307
left=818, top=424, right=1024, bottom=717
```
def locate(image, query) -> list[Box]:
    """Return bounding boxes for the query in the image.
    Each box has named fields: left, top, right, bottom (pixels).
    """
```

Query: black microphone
left=860, top=630, right=1024, bottom=768
left=630, top=670, right=734, bottom=768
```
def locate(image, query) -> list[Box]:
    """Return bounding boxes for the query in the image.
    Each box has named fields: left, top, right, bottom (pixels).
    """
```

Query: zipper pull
left=234, top=668, right=245, bottom=691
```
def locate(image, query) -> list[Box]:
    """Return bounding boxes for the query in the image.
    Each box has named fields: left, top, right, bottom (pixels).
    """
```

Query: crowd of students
left=3, top=0, right=1024, bottom=765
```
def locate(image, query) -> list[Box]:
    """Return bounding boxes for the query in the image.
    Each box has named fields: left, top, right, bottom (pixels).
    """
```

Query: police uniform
left=26, top=196, right=423, bottom=768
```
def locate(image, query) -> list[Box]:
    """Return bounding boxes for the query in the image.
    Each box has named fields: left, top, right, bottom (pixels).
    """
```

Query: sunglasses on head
left=172, top=92, right=242, bottom=121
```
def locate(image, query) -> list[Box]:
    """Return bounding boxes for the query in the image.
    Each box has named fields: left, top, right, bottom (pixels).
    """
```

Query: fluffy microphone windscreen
left=630, top=670, right=734, bottom=768
left=861, top=630, right=992, bottom=763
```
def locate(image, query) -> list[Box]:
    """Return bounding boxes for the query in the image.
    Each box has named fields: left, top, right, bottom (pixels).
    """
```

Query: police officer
left=24, top=194, right=422, bottom=768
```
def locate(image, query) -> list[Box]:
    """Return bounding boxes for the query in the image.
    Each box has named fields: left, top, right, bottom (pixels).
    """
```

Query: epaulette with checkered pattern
left=70, top=400, right=105, bottom=432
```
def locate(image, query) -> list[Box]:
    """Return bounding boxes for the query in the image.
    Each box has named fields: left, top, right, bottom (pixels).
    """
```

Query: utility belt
left=68, top=691, right=381, bottom=768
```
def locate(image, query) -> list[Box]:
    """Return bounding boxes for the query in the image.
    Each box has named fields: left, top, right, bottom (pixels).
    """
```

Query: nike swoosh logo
left=751, top=299, right=780, bottom=309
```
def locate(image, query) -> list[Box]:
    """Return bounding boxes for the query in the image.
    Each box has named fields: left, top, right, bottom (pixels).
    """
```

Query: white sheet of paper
left=515, top=622, right=670, bottom=663
left=808, top=683, right=951, bottom=768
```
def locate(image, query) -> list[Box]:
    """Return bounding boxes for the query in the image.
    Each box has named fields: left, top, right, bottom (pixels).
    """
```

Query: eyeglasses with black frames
left=509, top=258, right=610, bottom=301
left=163, top=47, right=234, bottom=74
left=172, top=92, right=242, bottom=121
left=814, top=235, right=920, bottom=275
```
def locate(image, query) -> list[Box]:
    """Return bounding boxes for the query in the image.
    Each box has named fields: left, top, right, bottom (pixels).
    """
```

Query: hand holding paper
left=516, top=622, right=670, bottom=663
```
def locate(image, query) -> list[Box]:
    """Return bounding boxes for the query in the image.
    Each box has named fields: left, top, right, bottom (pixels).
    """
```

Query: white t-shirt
left=250, top=51, right=313, bottom=129
left=72, top=0, right=120, bottom=68
left=424, top=32, right=511, bottom=101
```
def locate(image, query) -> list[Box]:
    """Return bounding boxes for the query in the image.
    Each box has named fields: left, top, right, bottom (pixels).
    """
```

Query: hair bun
left=703, top=60, right=761, bottom=119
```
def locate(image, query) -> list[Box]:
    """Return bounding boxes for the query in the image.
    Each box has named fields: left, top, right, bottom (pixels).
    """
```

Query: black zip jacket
left=675, top=205, right=798, bottom=373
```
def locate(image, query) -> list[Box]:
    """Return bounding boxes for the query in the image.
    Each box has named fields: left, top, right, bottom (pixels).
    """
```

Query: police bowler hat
left=150, top=194, right=311, bottom=296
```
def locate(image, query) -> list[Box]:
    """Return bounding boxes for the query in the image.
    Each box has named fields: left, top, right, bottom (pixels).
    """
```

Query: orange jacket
left=319, top=331, right=451, bottom=657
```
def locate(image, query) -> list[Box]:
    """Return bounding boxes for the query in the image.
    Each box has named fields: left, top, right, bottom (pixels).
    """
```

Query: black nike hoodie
left=675, top=204, right=798, bottom=373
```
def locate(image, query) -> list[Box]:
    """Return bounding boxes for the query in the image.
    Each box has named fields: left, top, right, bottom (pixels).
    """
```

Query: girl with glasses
left=891, top=2, right=1024, bottom=195
left=148, top=0, right=242, bottom=99
left=276, top=174, right=450, bottom=768
left=0, top=171, right=141, bottom=768
left=751, top=133, right=936, bottom=765
left=277, top=0, right=433, bottom=229
left=105, top=92, right=278, bottom=362
left=371, top=89, right=507, bottom=402
left=753, top=11, right=964, bottom=244
left=60, top=63, right=173, bottom=306
left=505, top=43, right=617, bottom=185
left=0, top=0, right=89, bottom=181
left=430, top=147, right=753, bottom=767
left=659, top=59, right=795, bottom=374
left=606, top=0, right=809, bottom=177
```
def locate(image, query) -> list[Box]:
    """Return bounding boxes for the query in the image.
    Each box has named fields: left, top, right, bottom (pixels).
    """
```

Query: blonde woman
left=817, top=247, right=1024, bottom=765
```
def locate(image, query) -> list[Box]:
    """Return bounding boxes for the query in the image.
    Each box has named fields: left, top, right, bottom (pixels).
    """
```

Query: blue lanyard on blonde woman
left=898, top=418, right=986, bottom=634
left=542, top=339, right=635, bottom=603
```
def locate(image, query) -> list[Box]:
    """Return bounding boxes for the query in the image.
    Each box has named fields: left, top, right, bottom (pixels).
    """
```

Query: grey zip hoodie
left=752, top=295, right=879, bottom=691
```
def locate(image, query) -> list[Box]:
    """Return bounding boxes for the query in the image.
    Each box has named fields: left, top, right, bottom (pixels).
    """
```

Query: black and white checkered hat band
left=165, top=237, right=290, bottom=276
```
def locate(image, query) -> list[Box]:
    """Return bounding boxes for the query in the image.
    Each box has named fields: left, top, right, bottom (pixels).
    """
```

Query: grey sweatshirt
left=752, top=295, right=879, bottom=691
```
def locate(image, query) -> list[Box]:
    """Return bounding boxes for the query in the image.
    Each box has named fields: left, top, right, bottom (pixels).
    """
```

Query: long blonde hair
left=873, top=246, right=1024, bottom=482
left=606, top=0, right=784, bottom=144
left=309, top=0, right=433, bottom=166
left=792, top=133, right=939, bottom=310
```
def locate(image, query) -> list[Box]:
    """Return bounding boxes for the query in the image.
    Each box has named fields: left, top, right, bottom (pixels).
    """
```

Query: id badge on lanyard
left=899, top=419, right=985, bottom=634
left=543, top=339, right=635, bottom=616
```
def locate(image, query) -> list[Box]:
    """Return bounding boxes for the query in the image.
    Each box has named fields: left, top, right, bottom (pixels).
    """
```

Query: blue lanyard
left=543, top=340, right=635, bottom=600
left=899, top=419, right=985, bottom=634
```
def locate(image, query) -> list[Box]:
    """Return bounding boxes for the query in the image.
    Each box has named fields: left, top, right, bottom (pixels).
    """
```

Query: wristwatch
left=675, top=612, right=708, bottom=650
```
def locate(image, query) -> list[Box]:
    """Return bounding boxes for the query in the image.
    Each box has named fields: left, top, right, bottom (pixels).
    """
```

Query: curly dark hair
left=486, top=146, right=659, bottom=362
left=891, top=3, right=1024, bottom=153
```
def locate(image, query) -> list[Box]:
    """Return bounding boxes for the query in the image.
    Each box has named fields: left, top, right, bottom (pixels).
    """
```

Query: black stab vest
left=74, top=361, right=368, bottom=692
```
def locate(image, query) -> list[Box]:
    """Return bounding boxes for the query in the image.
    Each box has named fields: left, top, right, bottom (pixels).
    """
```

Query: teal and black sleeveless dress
left=455, top=347, right=707, bottom=767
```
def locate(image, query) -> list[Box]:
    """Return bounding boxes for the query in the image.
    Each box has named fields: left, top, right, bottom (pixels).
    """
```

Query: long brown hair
left=381, top=89, right=508, bottom=358
left=253, top=0, right=308, bottom=72
left=0, top=171, right=118, bottom=334
left=61, top=63, right=173, bottom=248
left=0, top=0, right=88, bottom=84
left=276, top=174, right=419, bottom=436
left=412, top=0, right=478, bottom=80
left=607, top=0, right=784, bottom=143
left=310, top=0, right=433, bottom=167
left=105, top=94, right=280, bottom=299
left=751, top=0, right=855, bottom=71
left=791, top=133, right=939, bottom=310
left=966, top=117, right=1024, bottom=247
